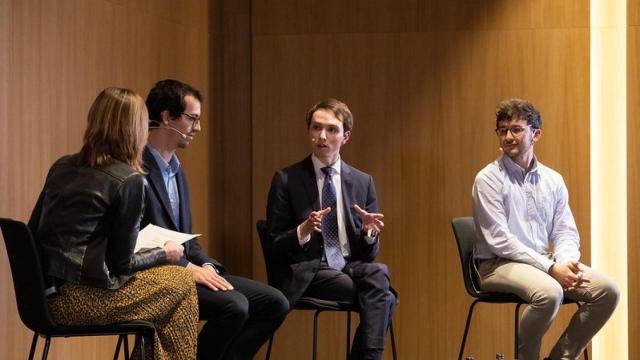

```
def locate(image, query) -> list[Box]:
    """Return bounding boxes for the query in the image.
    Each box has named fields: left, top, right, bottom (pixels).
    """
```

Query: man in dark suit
left=141, top=79, right=288, bottom=360
left=266, top=98, right=396, bottom=360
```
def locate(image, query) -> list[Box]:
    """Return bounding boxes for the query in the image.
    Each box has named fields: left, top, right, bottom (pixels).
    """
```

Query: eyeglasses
left=182, top=113, right=201, bottom=126
left=495, top=125, right=533, bottom=137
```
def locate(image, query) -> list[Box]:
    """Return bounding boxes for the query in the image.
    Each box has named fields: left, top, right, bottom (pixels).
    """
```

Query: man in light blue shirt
left=473, top=99, right=619, bottom=360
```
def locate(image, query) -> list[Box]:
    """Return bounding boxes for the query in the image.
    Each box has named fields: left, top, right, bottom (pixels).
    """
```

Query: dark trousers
left=197, top=275, right=289, bottom=360
left=303, top=261, right=396, bottom=360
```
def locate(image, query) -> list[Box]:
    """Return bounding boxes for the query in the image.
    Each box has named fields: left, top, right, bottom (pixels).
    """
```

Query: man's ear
left=343, top=130, right=351, bottom=144
left=160, top=110, right=171, bottom=125
left=532, top=128, right=543, bottom=144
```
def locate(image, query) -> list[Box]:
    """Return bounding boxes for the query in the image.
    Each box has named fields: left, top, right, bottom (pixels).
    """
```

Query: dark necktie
left=321, top=166, right=345, bottom=270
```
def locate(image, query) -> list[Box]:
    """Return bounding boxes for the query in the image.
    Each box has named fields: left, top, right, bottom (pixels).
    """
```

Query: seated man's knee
left=362, top=263, right=390, bottom=283
left=385, top=290, right=397, bottom=311
left=267, top=289, right=290, bottom=322
left=530, top=281, right=563, bottom=311
left=223, top=295, right=250, bottom=326
left=598, top=279, right=620, bottom=309
left=369, top=263, right=388, bottom=275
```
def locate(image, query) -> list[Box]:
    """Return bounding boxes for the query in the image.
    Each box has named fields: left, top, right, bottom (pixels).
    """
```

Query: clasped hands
left=299, top=204, right=385, bottom=239
left=549, top=260, right=588, bottom=291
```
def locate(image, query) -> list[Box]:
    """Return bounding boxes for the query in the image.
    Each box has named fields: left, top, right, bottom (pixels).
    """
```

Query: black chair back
left=0, top=218, right=57, bottom=334
left=451, top=217, right=483, bottom=298
left=255, top=220, right=274, bottom=285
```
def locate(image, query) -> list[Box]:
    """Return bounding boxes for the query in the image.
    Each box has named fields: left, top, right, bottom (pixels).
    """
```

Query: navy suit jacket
left=266, top=156, right=380, bottom=304
left=141, top=147, right=224, bottom=271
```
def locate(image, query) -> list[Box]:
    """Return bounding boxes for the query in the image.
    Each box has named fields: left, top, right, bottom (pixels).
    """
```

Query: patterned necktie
left=321, top=166, right=345, bottom=270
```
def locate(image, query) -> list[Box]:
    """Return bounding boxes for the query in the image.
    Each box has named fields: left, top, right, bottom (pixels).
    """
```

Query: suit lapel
left=340, top=160, right=358, bottom=239
left=175, top=170, right=189, bottom=233
left=301, top=156, right=321, bottom=211
left=143, top=147, right=179, bottom=229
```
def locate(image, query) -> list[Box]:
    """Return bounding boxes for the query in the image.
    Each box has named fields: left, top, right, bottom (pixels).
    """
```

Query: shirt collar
left=311, top=154, right=341, bottom=179
left=500, top=154, right=539, bottom=180
left=147, top=144, right=181, bottom=175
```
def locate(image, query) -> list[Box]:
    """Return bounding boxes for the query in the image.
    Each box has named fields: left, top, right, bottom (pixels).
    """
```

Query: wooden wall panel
left=628, top=1, right=639, bottom=357
left=0, top=0, right=214, bottom=358
left=251, top=1, right=590, bottom=358
left=220, top=0, right=253, bottom=277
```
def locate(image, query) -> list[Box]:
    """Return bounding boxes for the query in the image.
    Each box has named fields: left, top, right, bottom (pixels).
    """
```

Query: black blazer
left=29, top=154, right=166, bottom=289
left=266, top=156, right=380, bottom=304
left=141, top=147, right=224, bottom=271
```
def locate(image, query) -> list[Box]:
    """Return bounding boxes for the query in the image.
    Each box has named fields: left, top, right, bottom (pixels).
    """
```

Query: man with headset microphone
left=141, top=79, right=288, bottom=360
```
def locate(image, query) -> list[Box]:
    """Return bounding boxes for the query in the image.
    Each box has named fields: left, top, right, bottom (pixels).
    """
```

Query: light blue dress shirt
left=472, top=154, right=581, bottom=273
left=147, top=145, right=181, bottom=223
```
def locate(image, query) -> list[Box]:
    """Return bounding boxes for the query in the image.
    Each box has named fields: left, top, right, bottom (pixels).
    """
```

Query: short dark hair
left=305, top=98, right=354, bottom=132
left=495, top=98, right=542, bottom=129
left=145, top=79, right=202, bottom=124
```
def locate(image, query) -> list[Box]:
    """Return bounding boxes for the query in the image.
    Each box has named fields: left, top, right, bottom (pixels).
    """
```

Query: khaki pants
left=477, top=258, right=619, bottom=360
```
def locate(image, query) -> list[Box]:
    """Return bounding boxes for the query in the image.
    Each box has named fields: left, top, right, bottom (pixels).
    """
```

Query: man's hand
left=299, top=207, right=332, bottom=239
left=352, top=204, right=384, bottom=234
left=187, top=263, right=234, bottom=291
left=549, top=261, right=587, bottom=291
left=163, top=240, right=184, bottom=263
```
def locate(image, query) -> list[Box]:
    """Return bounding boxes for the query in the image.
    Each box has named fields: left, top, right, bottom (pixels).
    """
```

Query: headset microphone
left=149, top=120, right=188, bottom=139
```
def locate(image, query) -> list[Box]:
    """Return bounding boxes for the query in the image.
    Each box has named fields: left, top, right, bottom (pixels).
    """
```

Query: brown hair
left=305, top=98, right=354, bottom=132
left=495, top=98, right=542, bottom=129
left=79, top=87, right=148, bottom=172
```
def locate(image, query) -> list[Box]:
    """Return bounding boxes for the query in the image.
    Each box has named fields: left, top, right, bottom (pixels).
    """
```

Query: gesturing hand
left=187, top=264, right=234, bottom=291
left=300, top=207, right=332, bottom=239
left=352, top=204, right=384, bottom=234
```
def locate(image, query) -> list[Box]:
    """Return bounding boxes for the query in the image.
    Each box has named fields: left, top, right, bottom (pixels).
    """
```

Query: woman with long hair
left=28, top=87, right=198, bottom=359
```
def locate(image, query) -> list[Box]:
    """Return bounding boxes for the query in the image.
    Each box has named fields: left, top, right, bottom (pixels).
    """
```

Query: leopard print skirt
left=48, top=265, right=198, bottom=360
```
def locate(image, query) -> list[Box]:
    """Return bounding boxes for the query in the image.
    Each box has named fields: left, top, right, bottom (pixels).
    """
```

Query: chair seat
left=45, top=320, right=156, bottom=337
left=295, top=297, right=357, bottom=312
left=473, top=291, right=524, bottom=303
left=474, top=291, right=586, bottom=305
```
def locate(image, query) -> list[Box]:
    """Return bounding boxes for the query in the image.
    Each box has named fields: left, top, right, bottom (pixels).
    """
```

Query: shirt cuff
left=364, top=229, right=378, bottom=244
left=202, top=262, right=219, bottom=274
left=538, top=256, right=555, bottom=273
left=297, top=224, right=311, bottom=247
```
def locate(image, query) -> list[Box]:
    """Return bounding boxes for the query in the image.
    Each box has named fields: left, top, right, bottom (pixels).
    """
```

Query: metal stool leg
left=313, top=310, right=323, bottom=360
left=389, top=320, right=398, bottom=360
left=514, top=302, right=524, bottom=360
left=42, top=336, right=52, bottom=360
left=458, top=299, right=481, bottom=360
left=114, top=335, right=124, bottom=360
left=123, top=336, right=130, bottom=360
left=139, top=335, right=146, bottom=360
left=265, top=335, right=273, bottom=360
left=346, top=311, right=351, bottom=359
left=29, top=332, right=39, bottom=360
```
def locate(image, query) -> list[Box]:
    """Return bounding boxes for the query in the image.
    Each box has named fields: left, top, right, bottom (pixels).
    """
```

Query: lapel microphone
left=149, top=120, right=188, bottom=139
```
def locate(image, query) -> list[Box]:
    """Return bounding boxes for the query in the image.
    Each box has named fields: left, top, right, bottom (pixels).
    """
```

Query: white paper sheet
left=134, top=224, right=201, bottom=253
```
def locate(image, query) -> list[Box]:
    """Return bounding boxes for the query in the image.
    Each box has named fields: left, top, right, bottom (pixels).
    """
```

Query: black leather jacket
left=28, top=154, right=167, bottom=290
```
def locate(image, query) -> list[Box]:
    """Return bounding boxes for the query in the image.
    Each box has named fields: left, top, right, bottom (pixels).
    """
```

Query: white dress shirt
left=473, top=154, right=581, bottom=273
left=297, top=155, right=351, bottom=256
